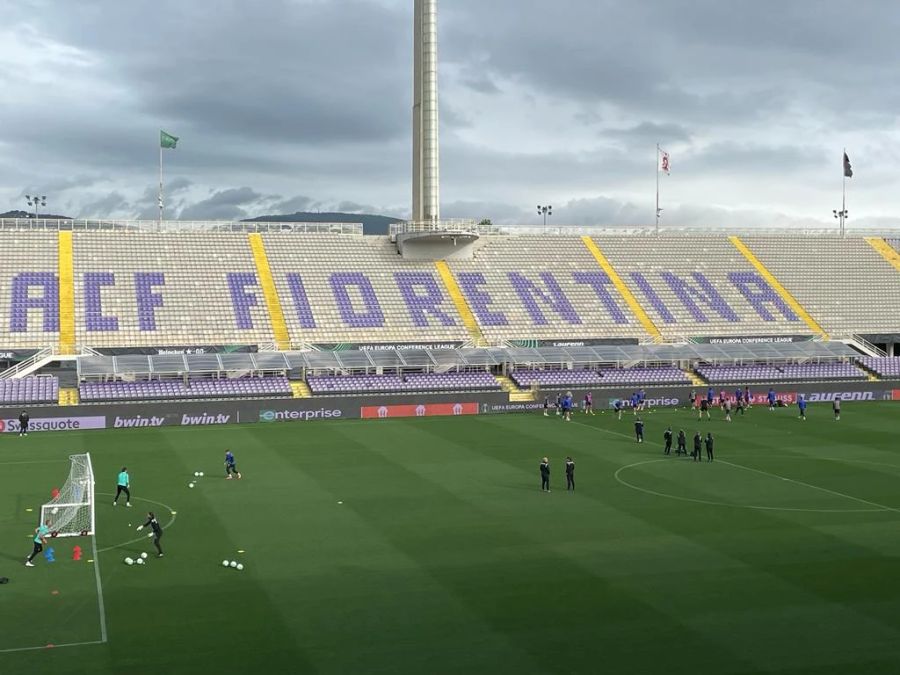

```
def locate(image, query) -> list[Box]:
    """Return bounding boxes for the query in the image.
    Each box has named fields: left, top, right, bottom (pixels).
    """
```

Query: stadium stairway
left=580, top=236, right=662, bottom=342
left=248, top=233, right=291, bottom=350
left=434, top=261, right=486, bottom=345
left=866, top=237, right=900, bottom=273
left=58, top=387, right=80, bottom=406
left=495, top=375, right=535, bottom=402
left=290, top=381, right=311, bottom=398
left=728, top=236, right=829, bottom=339
left=683, top=369, right=706, bottom=386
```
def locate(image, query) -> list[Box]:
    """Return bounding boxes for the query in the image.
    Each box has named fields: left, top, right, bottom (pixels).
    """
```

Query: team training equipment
left=136, top=558, right=144, bottom=565
left=40, top=453, right=95, bottom=537
left=140, top=552, right=148, bottom=560
left=236, top=563, right=244, bottom=571
left=222, top=560, right=229, bottom=567
left=124, top=557, right=134, bottom=566
left=188, top=482, right=195, bottom=489
left=229, top=561, right=238, bottom=568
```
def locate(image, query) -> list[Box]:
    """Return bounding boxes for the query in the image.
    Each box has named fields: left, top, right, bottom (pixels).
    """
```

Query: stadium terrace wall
left=0, top=381, right=898, bottom=433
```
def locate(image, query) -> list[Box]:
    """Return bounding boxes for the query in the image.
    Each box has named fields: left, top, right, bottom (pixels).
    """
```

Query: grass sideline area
left=2, top=401, right=900, bottom=674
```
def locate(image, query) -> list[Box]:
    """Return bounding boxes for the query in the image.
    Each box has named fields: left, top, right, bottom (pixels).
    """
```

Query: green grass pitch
left=2, top=401, right=900, bottom=674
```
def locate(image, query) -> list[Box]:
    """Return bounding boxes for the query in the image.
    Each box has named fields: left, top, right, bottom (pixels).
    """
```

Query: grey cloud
left=179, top=187, right=269, bottom=221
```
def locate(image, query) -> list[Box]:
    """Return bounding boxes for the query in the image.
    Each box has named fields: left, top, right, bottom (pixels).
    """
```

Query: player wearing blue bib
left=767, top=388, right=777, bottom=411
left=25, top=520, right=51, bottom=567
left=798, top=395, right=807, bottom=420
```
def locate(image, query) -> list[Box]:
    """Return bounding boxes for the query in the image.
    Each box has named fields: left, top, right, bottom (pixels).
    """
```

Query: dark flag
left=843, top=152, right=853, bottom=178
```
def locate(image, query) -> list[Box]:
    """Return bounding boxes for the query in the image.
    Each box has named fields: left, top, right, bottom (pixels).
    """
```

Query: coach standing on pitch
left=18, top=409, right=29, bottom=436
left=540, top=457, right=551, bottom=492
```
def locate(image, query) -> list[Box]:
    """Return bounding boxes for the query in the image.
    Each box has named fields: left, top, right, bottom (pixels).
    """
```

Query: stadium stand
left=511, top=366, right=688, bottom=388
left=79, top=376, right=291, bottom=402
left=0, top=376, right=59, bottom=404
left=263, top=233, right=470, bottom=346
left=740, top=236, right=900, bottom=336
left=697, top=362, right=867, bottom=384
left=588, top=235, right=810, bottom=340
left=857, top=356, right=900, bottom=378
left=887, top=239, right=900, bottom=254
left=307, top=372, right=501, bottom=394
left=0, top=227, right=899, bottom=352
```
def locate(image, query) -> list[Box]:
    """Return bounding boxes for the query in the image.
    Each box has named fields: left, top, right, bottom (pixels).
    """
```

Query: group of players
left=24, top=449, right=244, bottom=567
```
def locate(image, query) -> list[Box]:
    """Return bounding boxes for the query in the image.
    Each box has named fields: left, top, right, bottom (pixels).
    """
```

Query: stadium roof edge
left=0, top=218, right=364, bottom=235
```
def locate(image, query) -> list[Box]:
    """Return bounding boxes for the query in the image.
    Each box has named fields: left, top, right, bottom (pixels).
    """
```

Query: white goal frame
left=39, top=452, right=96, bottom=538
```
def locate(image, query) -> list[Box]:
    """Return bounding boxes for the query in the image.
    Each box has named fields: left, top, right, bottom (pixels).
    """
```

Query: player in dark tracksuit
left=565, top=457, right=575, bottom=491
left=18, top=410, right=29, bottom=436
left=137, top=511, right=164, bottom=557
left=663, top=427, right=673, bottom=455
left=705, top=433, right=715, bottom=462
left=540, top=458, right=551, bottom=492
left=693, top=432, right=702, bottom=462
left=676, top=430, right=687, bottom=456
left=634, top=418, right=644, bottom=443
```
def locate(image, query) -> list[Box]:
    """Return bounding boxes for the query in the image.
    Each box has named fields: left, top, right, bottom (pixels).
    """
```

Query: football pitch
left=2, top=401, right=900, bottom=674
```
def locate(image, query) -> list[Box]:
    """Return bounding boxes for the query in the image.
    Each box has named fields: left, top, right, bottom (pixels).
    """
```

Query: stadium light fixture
left=25, top=194, right=47, bottom=220
left=537, top=204, right=552, bottom=227
left=833, top=208, right=848, bottom=235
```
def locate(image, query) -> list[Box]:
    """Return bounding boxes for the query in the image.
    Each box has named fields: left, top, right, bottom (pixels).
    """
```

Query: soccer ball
left=51, top=507, right=59, bottom=515
left=193, top=471, right=199, bottom=477
left=140, top=552, right=148, bottom=560
left=222, top=560, right=229, bottom=567
left=188, top=482, right=195, bottom=489
left=199, top=472, right=204, bottom=477
left=236, top=563, right=244, bottom=571
left=136, top=558, right=144, bottom=565
left=124, top=557, right=134, bottom=565
left=229, top=561, right=237, bottom=568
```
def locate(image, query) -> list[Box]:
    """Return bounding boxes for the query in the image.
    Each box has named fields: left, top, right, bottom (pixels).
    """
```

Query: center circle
left=613, top=457, right=896, bottom=513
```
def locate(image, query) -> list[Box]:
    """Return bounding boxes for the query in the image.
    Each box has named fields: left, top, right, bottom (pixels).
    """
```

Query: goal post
left=39, top=453, right=95, bottom=538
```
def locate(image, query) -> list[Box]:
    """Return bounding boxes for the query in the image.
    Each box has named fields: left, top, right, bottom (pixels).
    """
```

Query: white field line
left=0, top=640, right=104, bottom=654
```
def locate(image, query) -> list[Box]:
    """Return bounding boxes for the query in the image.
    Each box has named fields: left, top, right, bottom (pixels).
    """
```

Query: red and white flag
left=659, top=149, right=670, bottom=175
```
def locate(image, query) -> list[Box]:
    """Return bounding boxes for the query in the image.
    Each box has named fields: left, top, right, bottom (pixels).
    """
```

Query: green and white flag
left=160, top=130, right=179, bottom=149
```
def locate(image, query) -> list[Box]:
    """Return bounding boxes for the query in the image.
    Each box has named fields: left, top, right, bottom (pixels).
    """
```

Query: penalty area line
left=0, top=640, right=104, bottom=654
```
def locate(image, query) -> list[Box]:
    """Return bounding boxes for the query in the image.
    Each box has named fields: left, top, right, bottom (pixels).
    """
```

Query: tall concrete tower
left=412, top=0, right=440, bottom=223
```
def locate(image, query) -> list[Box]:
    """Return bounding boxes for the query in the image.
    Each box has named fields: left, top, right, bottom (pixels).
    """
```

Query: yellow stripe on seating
left=434, top=261, right=485, bottom=345
left=58, top=231, right=76, bottom=355
left=248, top=233, right=291, bottom=350
left=865, top=237, right=900, bottom=274
left=729, top=235, right=828, bottom=339
left=581, top=236, right=661, bottom=341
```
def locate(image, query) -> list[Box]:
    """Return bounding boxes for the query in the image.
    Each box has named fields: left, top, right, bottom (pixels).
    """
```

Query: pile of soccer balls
left=188, top=471, right=205, bottom=489
left=124, top=552, right=150, bottom=566
left=222, top=559, right=244, bottom=571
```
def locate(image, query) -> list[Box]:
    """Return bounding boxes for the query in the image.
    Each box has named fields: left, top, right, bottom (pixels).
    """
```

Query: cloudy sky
left=1, top=0, right=898, bottom=227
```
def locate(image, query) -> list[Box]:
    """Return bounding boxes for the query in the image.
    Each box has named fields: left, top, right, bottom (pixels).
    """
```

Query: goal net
left=39, top=453, right=95, bottom=537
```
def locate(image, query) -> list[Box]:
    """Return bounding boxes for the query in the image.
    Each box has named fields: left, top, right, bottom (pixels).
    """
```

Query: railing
left=0, top=218, right=364, bottom=235
left=838, top=334, right=888, bottom=358
left=0, top=346, right=54, bottom=379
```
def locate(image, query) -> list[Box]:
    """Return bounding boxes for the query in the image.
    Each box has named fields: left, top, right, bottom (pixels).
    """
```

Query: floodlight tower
left=412, top=0, right=440, bottom=223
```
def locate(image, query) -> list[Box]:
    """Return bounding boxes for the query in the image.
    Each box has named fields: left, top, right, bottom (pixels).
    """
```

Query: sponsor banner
left=361, top=402, right=478, bottom=419
left=748, top=391, right=797, bottom=405
left=804, top=390, right=883, bottom=403
left=94, top=345, right=257, bottom=356
left=607, top=397, right=682, bottom=409
left=510, top=338, right=639, bottom=348
left=0, top=416, right=106, bottom=433
left=894, top=390, right=900, bottom=402
left=486, top=402, right=545, bottom=413
left=313, top=342, right=466, bottom=352
left=691, top=335, right=813, bottom=345
left=0, top=349, right=43, bottom=361
left=258, top=407, right=344, bottom=423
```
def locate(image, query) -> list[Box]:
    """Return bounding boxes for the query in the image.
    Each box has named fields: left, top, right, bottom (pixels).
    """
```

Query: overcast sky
left=1, top=0, right=898, bottom=227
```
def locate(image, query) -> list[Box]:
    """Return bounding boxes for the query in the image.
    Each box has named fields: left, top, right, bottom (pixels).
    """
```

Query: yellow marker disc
left=87, top=559, right=94, bottom=563
left=26, top=508, right=33, bottom=512
left=237, top=550, right=245, bottom=554
left=171, top=511, right=177, bottom=515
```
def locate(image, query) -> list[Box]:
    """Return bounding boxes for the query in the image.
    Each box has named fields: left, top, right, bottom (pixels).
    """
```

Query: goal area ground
left=2, top=402, right=900, bottom=674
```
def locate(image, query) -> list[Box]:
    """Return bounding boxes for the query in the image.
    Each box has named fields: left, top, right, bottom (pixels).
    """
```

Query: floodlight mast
left=413, top=0, right=440, bottom=224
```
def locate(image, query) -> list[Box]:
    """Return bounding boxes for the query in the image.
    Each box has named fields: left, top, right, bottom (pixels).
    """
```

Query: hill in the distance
left=0, top=209, right=72, bottom=220
left=244, top=212, right=404, bottom=235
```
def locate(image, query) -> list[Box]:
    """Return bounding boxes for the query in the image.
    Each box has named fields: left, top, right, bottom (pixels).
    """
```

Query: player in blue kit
left=224, top=450, right=242, bottom=479
left=767, top=388, right=777, bottom=411
left=798, top=395, right=807, bottom=421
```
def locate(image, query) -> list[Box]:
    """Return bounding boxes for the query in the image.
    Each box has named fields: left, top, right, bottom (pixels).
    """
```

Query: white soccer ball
left=188, top=482, right=195, bottom=489
left=229, top=561, right=237, bottom=568
left=140, top=552, right=148, bottom=560
left=124, top=557, right=134, bottom=565
left=136, top=558, right=144, bottom=565
left=199, top=472, right=204, bottom=477
left=193, top=471, right=199, bottom=477
left=222, top=560, right=229, bottom=567
left=51, top=507, right=59, bottom=515
left=236, top=563, right=244, bottom=571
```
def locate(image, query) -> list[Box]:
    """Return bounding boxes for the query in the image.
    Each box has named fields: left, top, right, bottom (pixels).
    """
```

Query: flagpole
left=655, top=143, right=660, bottom=236
left=158, top=141, right=163, bottom=230
left=841, top=147, right=846, bottom=237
